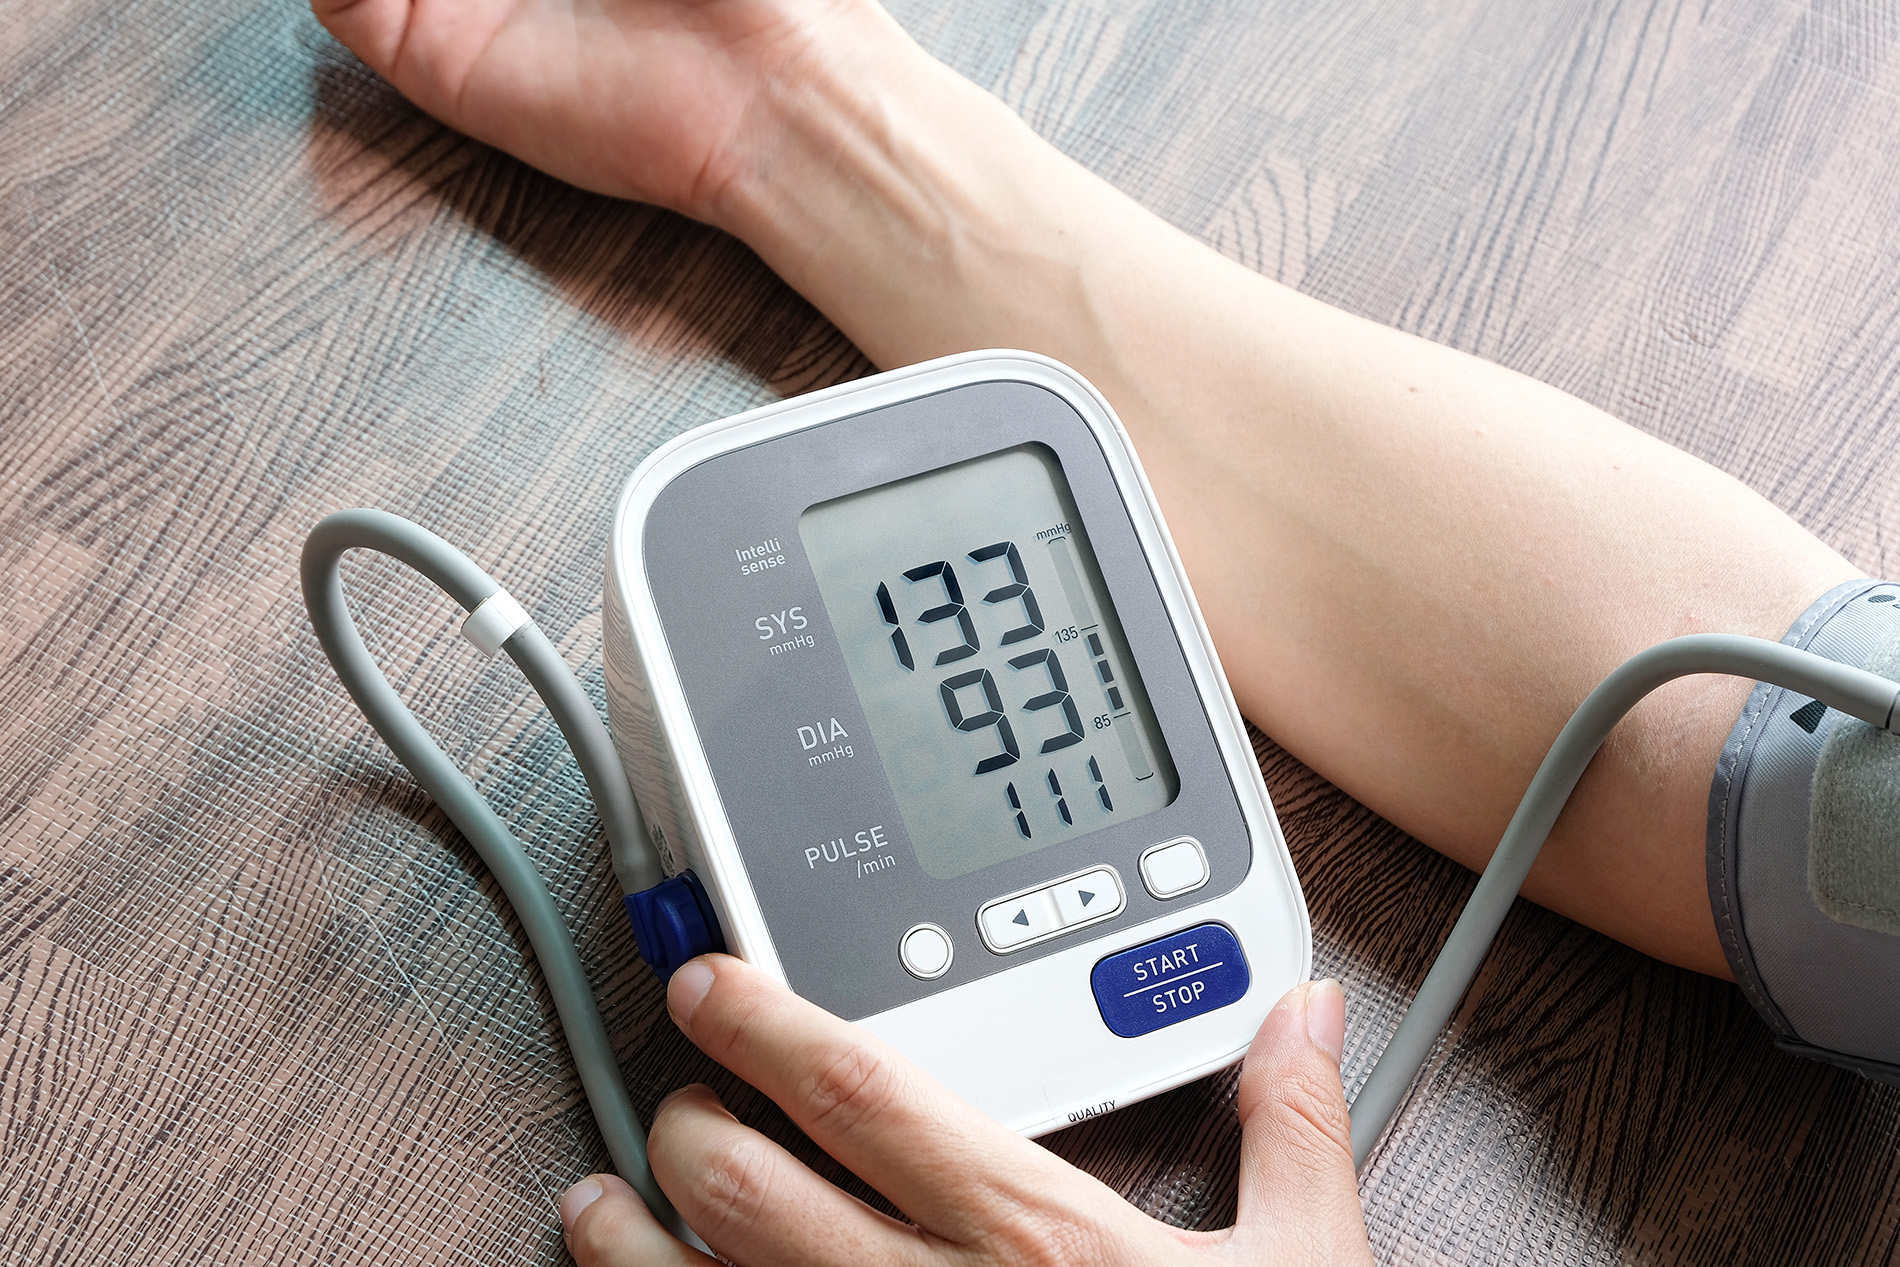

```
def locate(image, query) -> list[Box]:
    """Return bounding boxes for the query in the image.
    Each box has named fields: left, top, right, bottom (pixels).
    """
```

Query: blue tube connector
left=626, top=870, right=727, bottom=981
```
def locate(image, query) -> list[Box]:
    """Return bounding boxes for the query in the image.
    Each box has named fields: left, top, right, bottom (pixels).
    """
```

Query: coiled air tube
left=300, top=509, right=688, bottom=1241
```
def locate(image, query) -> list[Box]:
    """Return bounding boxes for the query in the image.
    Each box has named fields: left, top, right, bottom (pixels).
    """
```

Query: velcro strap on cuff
left=1810, top=628, right=1900, bottom=936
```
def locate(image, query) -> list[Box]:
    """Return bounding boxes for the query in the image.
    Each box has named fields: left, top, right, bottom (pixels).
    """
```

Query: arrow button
left=979, top=890, right=1061, bottom=950
left=1052, top=868, right=1125, bottom=928
left=979, top=869, right=1124, bottom=952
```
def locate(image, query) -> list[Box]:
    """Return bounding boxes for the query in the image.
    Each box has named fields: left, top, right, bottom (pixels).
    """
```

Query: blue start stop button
left=1090, top=922, right=1251, bottom=1038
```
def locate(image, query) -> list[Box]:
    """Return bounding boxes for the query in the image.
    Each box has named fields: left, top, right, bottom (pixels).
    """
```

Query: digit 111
left=875, top=541, right=1113, bottom=839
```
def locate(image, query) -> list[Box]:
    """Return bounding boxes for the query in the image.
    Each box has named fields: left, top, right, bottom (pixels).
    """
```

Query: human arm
left=311, top=0, right=1858, bottom=978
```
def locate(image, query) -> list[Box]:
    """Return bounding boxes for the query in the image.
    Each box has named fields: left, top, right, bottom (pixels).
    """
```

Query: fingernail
left=558, top=1176, right=603, bottom=1232
left=667, top=957, right=716, bottom=1028
left=1306, top=979, right=1345, bottom=1064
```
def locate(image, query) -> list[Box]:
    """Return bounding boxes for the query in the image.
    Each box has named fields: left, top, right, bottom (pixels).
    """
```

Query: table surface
left=5, top=0, right=1900, bottom=1262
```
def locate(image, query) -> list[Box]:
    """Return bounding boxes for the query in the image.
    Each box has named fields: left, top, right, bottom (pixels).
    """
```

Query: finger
left=649, top=1083, right=937, bottom=1267
left=560, top=1172, right=717, bottom=1267
left=308, top=0, right=410, bottom=77
left=1232, top=980, right=1374, bottom=1263
left=666, top=954, right=1084, bottom=1241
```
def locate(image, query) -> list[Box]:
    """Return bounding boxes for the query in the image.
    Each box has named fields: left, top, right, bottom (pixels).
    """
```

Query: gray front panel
left=644, top=381, right=1254, bottom=1019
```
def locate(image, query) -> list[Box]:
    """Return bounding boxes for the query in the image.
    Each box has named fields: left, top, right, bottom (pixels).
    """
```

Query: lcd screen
left=801, top=444, right=1178, bottom=879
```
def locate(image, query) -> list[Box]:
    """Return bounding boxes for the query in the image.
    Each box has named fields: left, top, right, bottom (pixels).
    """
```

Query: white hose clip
left=461, top=589, right=533, bottom=658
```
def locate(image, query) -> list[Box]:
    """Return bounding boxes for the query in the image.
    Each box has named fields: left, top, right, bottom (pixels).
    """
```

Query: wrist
left=700, top=3, right=937, bottom=240
left=695, top=3, right=1301, bottom=457
left=703, top=7, right=1099, bottom=366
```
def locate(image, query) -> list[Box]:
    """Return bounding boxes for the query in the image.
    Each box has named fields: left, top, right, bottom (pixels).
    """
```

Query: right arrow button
left=1052, top=867, right=1125, bottom=928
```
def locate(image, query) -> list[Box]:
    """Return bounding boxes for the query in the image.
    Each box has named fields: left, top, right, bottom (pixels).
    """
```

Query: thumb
left=308, top=0, right=406, bottom=80
left=558, top=1173, right=714, bottom=1267
left=1232, top=980, right=1373, bottom=1264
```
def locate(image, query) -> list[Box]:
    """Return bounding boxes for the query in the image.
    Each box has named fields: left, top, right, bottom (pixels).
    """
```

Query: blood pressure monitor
left=603, top=352, right=1310, bottom=1134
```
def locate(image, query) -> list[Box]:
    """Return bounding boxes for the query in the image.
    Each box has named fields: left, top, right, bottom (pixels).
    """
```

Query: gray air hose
left=302, top=509, right=1900, bottom=1199
left=1348, top=633, right=1900, bottom=1170
left=300, top=509, right=688, bottom=1242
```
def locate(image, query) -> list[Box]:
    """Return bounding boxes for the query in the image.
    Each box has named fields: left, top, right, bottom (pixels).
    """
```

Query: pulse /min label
left=1089, top=923, right=1250, bottom=1038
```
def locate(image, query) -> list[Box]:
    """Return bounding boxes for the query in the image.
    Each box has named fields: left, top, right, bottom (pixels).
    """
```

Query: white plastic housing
left=603, top=351, right=1311, bottom=1135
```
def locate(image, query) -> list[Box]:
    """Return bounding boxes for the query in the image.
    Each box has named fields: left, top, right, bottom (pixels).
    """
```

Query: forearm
left=705, top=11, right=1857, bottom=974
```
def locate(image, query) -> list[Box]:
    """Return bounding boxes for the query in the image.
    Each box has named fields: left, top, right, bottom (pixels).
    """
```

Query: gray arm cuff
left=1708, top=578, right=1900, bottom=1083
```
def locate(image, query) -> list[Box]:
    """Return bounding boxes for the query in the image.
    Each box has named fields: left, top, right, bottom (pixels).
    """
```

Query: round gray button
left=900, top=923, right=954, bottom=980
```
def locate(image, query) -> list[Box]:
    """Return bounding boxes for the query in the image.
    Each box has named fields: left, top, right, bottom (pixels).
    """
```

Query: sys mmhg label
left=1089, top=923, right=1251, bottom=1038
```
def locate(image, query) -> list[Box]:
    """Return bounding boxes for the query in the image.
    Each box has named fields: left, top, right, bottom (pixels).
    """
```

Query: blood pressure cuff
left=1709, top=578, right=1900, bottom=1083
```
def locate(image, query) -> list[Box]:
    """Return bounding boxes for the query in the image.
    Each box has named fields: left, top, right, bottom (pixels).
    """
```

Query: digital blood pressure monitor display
left=801, top=445, right=1178, bottom=881
left=607, top=354, right=1309, bottom=1134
